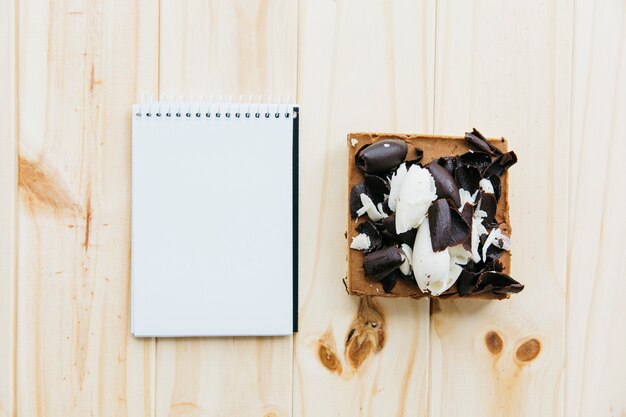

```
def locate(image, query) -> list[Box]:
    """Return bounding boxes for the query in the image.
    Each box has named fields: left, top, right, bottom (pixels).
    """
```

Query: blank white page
left=131, top=102, right=297, bottom=337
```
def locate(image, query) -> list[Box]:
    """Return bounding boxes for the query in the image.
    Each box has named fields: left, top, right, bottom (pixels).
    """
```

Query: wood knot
left=345, top=297, right=385, bottom=370
left=18, top=155, right=81, bottom=215
left=484, top=331, right=504, bottom=355
left=515, top=338, right=541, bottom=362
left=317, top=328, right=342, bottom=375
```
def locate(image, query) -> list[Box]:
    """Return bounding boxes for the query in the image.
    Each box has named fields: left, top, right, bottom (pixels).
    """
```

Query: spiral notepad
left=131, top=100, right=298, bottom=337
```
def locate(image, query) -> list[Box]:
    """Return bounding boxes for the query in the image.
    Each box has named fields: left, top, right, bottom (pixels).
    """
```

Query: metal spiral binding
left=134, top=95, right=297, bottom=119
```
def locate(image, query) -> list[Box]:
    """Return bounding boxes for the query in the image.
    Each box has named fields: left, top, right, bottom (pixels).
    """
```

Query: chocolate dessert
left=346, top=130, right=524, bottom=300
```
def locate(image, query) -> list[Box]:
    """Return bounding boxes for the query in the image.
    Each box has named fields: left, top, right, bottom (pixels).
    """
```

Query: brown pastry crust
left=346, top=133, right=511, bottom=300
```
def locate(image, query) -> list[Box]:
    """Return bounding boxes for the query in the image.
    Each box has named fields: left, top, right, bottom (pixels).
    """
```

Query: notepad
left=131, top=101, right=298, bottom=337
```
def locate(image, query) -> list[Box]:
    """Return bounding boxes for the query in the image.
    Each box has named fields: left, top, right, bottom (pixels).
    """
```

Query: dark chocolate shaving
left=488, top=175, right=501, bottom=201
left=364, top=174, right=390, bottom=205
left=355, top=140, right=408, bottom=174
left=349, top=182, right=367, bottom=218
left=477, top=233, right=504, bottom=262
left=484, top=244, right=504, bottom=262
left=483, top=151, right=518, bottom=178
left=428, top=199, right=452, bottom=252
left=479, top=193, right=498, bottom=228
left=377, top=214, right=417, bottom=246
left=377, top=215, right=398, bottom=243
left=464, top=128, right=503, bottom=156
left=472, top=271, right=524, bottom=295
left=449, top=206, right=472, bottom=247
left=459, top=151, right=492, bottom=172
left=455, top=165, right=481, bottom=195
left=380, top=270, right=399, bottom=293
left=355, top=221, right=382, bottom=252
left=426, top=162, right=461, bottom=208
left=456, top=269, right=477, bottom=296
left=491, top=260, right=504, bottom=272
left=414, top=147, right=424, bottom=163
left=436, top=156, right=458, bottom=176
left=457, top=262, right=522, bottom=296
left=459, top=203, right=474, bottom=251
left=363, top=246, right=403, bottom=280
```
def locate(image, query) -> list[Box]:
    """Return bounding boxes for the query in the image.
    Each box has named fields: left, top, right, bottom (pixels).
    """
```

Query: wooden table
left=1, top=1, right=625, bottom=416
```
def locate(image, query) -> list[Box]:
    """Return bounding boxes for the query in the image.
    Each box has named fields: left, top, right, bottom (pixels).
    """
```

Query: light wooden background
left=1, top=0, right=625, bottom=416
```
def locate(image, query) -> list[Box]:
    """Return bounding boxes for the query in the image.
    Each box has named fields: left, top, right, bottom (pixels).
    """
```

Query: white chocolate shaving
left=481, top=228, right=511, bottom=261
left=470, top=209, right=488, bottom=262
left=459, top=188, right=479, bottom=209
left=351, top=137, right=359, bottom=147
left=494, top=234, right=511, bottom=251
left=395, top=165, right=437, bottom=234
left=399, top=243, right=413, bottom=275
left=350, top=233, right=371, bottom=251
left=479, top=178, right=495, bottom=194
left=387, top=163, right=407, bottom=212
left=356, top=193, right=385, bottom=222
left=376, top=202, right=389, bottom=218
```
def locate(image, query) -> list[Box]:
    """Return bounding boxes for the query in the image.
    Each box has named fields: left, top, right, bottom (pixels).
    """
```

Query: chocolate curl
left=349, top=182, right=367, bottom=218
left=355, top=140, right=408, bottom=174
left=380, top=270, right=401, bottom=293
left=483, top=151, right=518, bottom=177
left=364, top=174, right=390, bottom=205
left=464, top=128, right=503, bottom=156
left=479, top=193, right=498, bottom=228
left=472, top=271, right=524, bottom=295
left=459, top=151, right=492, bottom=172
left=459, top=203, right=474, bottom=251
left=449, top=206, right=471, bottom=247
left=426, top=162, right=461, bottom=208
left=436, top=156, right=458, bottom=176
left=488, top=175, right=502, bottom=201
left=356, top=221, right=383, bottom=253
left=455, top=165, right=481, bottom=195
left=363, top=246, right=404, bottom=280
left=377, top=214, right=417, bottom=247
left=428, top=199, right=452, bottom=252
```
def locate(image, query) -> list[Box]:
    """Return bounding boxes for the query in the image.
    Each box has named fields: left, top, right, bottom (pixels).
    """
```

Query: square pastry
left=346, top=130, right=523, bottom=300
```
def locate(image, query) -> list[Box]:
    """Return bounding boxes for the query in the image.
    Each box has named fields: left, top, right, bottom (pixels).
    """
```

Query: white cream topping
left=449, top=244, right=472, bottom=266
left=411, top=219, right=452, bottom=296
left=395, top=165, right=437, bottom=234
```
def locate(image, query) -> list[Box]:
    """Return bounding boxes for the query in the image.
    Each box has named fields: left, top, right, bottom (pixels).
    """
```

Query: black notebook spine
left=292, top=106, right=299, bottom=333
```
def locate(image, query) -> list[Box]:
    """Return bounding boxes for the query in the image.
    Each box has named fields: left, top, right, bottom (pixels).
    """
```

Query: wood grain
left=0, top=0, right=17, bottom=416
left=16, top=1, right=158, bottom=416
left=3, top=1, right=626, bottom=415
left=430, top=0, right=572, bottom=416
left=155, top=1, right=297, bottom=416
left=566, top=1, right=626, bottom=416
left=294, top=1, right=434, bottom=416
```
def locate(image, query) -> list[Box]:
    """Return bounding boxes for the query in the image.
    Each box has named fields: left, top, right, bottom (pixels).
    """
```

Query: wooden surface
left=1, top=0, right=625, bottom=416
